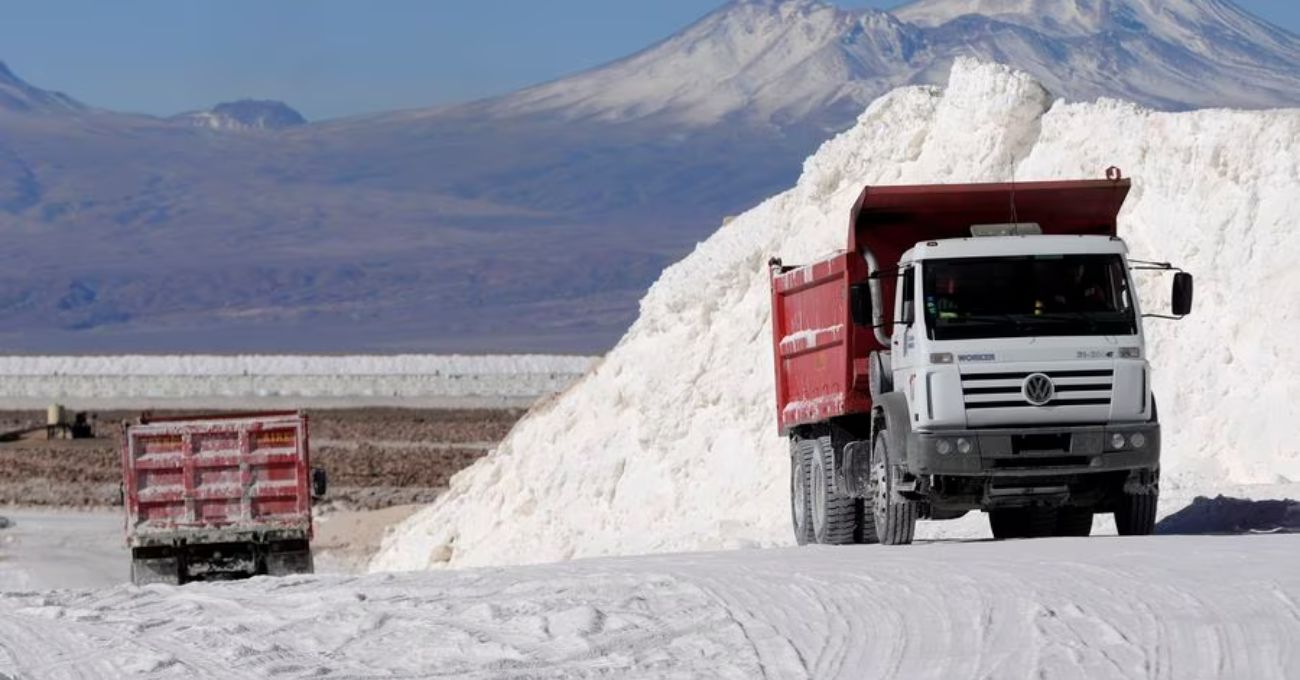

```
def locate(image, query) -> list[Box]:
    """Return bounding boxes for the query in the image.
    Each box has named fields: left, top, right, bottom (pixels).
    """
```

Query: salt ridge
left=372, top=59, right=1300, bottom=571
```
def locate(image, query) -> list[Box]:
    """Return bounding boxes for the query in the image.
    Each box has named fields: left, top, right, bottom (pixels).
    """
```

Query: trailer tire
left=1056, top=509, right=1094, bottom=537
left=790, top=437, right=815, bottom=545
left=1115, top=491, right=1158, bottom=536
left=811, top=436, right=858, bottom=545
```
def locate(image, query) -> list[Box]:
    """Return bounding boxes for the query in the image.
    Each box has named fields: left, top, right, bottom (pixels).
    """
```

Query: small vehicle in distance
left=122, top=411, right=326, bottom=585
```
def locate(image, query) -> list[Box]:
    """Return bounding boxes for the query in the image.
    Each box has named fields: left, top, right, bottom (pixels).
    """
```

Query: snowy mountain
left=489, top=0, right=1300, bottom=125
left=173, top=99, right=307, bottom=131
left=0, top=61, right=83, bottom=114
left=0, top=0, right=1298, bottom=353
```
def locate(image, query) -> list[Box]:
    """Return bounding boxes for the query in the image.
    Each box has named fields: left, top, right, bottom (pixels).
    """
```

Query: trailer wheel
left=1115, top=491, right=1158, bottom=536
left=869, top=432, right=917, bottom=545
left=810, top=436, right=858, bottom=545
left=790, top=437, right=814, bottom=545
left=1056, top=509, right=1094, bottom=537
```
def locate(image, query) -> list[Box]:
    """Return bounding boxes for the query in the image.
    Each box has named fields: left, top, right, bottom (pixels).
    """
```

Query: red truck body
left=122, top=411, right=313, bottom=545
left=121, top=411, right=320, bottom=584
left=770, top=178, right=1130, bottom=435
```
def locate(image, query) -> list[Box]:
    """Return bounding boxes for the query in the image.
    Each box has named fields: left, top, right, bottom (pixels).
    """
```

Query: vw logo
left=1022, top=373, right=1055, bottom=407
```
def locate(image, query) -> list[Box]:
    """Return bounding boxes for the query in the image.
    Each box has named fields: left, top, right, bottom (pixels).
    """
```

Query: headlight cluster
left=936, top=437, right=973, bottom=455
left=1109, top=432, right=1148, bottom=450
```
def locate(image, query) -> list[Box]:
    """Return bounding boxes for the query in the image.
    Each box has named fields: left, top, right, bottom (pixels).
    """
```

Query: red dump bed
left=122, top=412, right=313, bottom=546
left=771, top=176, right=1131, bottom=434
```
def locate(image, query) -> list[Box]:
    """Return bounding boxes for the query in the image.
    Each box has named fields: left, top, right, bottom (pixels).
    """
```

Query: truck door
left=892, top=266, right=919, bottom=401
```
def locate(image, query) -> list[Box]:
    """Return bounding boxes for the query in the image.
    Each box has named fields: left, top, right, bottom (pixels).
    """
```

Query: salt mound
left=372, top=59, right=1300, bottom=571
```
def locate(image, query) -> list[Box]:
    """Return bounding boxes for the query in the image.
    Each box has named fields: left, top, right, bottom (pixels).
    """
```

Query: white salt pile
left=372, top=59, right=1300, bottom=571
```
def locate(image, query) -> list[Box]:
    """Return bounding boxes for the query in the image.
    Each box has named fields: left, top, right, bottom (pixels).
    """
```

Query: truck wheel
left=869, top=433, right=917, bottom=545
left=810, top=436, right=858, bottom=545
left=1115, top=492, right=1158, bottom=536
left=790, top=437, right=814, bottom=545
left=1056, top=509, right=1094, bottom=537
left=1024, top=508, right=1059, bottom=538
left=988, top=509, right=1027, bottom=539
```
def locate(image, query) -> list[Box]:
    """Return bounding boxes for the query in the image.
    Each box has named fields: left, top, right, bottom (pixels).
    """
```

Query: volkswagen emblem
left=1022, top=373, right=1055, bottom=406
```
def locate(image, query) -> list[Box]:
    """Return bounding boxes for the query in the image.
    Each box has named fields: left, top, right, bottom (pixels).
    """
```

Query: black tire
left=790, top=437, right=814, bottom=545
left=1056, top=509, right=1094, bottom=537
left=1024, top=507, right=1059, bottom=538
left=810, top=436, right=858, bottom=545
left=1115, top=492, right=1158, bottom=536
left=989, top=509, right=1027, bottom=540
left=869, top=433, right=917, bottom=545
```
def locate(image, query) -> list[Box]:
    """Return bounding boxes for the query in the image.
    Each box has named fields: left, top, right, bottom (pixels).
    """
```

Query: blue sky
left=2, top=1, right=1297, bottom=120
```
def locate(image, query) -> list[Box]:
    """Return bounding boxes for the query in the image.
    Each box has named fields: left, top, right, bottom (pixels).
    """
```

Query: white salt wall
left=373, top=59, right=1300, bottom=571
left=0, top=355, right=595, bottom=409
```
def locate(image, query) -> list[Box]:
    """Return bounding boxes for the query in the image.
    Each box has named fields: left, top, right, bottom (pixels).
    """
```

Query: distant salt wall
left=0, top=355, right=597, bottom=409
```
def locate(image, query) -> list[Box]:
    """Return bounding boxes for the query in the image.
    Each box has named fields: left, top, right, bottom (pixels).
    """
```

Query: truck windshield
left=922, top=254, right=1137, bottom=340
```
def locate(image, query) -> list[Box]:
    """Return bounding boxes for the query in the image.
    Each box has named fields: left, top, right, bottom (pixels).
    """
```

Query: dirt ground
left=0, top=408, right=525, bottom=510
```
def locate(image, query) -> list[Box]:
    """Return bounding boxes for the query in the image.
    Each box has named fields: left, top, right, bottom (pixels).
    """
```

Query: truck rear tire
left=1115, top=491, right=1158, bottom=536
left=790, top=437, right=814, bottom=545
left=810, top=436, right=858, bottom=545
left=988, top=509, right=1025, bottom=539
left=870, top=432, right=917, bottom=545
left=1056, top=509, right=1094, bottom=537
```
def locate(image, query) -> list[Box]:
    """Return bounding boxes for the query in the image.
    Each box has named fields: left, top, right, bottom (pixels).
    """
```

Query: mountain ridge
left=0, top=0, right=1297, bottom=353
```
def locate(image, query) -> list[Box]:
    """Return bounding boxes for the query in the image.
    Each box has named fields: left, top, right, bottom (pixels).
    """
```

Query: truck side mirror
left=850, top=283, right=872, bottom=326
left=1172, top=272, right=1194, bottom=316
left=311, top=468, right=328, bottom=499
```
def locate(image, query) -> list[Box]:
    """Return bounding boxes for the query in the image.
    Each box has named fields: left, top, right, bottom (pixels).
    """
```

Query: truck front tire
left=870, top=431, right=917, bottom=545
left=790, top=438, right=814, bottom=545
left=810, top=436, right=858, bottom=545
left=1115, top=491, right=1158, bottom=536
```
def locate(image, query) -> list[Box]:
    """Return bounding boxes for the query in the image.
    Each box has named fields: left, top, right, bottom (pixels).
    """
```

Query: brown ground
left=0, top=408, right=525, bottom=510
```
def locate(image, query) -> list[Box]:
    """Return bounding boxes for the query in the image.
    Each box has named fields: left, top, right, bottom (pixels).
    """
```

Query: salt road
left=1, top=534, right=1297, bottom=679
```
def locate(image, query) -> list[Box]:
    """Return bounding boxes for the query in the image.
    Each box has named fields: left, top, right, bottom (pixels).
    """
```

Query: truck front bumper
left=906, top=423, right=1160, bottom=477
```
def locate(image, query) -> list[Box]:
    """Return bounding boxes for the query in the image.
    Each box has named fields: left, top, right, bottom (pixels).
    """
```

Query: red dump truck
left=122, top=411, right=326, bottom=584
left=771, top=172, right=1193, bottom=545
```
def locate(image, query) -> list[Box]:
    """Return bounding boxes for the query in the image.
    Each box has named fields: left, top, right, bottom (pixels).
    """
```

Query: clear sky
left=2, top=1, right=1297, bottom=120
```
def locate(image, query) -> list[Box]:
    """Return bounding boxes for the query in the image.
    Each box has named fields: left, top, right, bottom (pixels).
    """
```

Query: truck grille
left=961, top=369, right=1113, bottom=410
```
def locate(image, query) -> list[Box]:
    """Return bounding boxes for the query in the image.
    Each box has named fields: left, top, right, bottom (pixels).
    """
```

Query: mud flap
left=266, top=540, right=315, bottom=577
left=131, top=548, right=182, bottom=586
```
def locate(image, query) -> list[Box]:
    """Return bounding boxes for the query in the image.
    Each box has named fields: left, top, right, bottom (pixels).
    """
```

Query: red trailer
left=122, top=411, right=326, bottom=585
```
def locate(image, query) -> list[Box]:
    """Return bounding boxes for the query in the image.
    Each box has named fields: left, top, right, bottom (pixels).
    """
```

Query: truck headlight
left=1110, top=433, right=1127, bottom=450
left=1119, top=347, right=1141, bottom=359
left=1130, top=433, right=1146, bottom=449
left=956, top=438, right=973, bottom=455
left=936, top=439, right=953, bottom=455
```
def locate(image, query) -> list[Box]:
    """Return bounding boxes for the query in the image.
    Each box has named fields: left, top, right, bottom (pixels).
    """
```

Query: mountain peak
left=0, top=60, right=85, bottom=114
left=173, top=99, right=307, bottom=131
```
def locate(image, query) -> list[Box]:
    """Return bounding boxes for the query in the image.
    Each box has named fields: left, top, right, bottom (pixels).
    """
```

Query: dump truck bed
left=122, top=412, right=313, bottom=547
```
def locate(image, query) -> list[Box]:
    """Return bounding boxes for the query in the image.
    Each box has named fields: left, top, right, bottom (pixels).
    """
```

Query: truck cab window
left=923, top=254, right=1137, bottom=340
